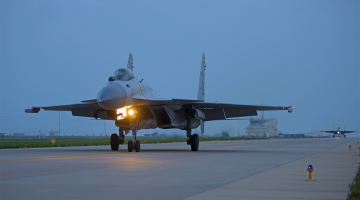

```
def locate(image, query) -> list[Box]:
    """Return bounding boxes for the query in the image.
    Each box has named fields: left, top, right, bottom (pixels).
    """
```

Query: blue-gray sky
left=1, top=0, right=359, bottom=137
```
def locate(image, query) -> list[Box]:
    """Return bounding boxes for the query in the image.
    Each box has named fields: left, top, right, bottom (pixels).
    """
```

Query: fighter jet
left=321, top=127, right=359, bottom=138
left=25, top=53, right=294, bottom=152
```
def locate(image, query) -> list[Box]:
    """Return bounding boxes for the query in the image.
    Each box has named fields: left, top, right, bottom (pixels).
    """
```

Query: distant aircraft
left=25, top=53, right=294, bottom=152
left=321, top=127, right=359, bottom=138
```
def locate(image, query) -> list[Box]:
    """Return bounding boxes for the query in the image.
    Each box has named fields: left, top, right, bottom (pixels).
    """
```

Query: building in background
left=49, top=131, right=59, bottom=136
left=246, top=117, right=278, bottom=137
left=280, top=133, right=305, bottom=137
left=13, top=133, right=25, bottom=137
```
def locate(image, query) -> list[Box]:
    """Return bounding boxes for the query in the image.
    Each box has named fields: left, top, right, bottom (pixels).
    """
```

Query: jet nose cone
left=97, top=83, right=127, bottom=110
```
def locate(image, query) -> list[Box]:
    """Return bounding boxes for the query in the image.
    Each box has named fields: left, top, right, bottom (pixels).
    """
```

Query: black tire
left=191, top=134, right=199, bottom=151
left=110, top=133, right=119, bottom=151
left=135, top=140, right=140, bottom=152
left=344, top=135, right=346, bottom=138
left=128, top=140, right=133, bottom=152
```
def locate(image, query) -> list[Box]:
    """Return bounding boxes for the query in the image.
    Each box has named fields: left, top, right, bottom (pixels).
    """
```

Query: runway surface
left=0, top=138, right=359, bottom=200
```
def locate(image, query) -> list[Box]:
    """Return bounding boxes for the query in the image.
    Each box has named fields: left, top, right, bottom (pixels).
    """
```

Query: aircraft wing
left=342, top=131, right=359, bottom=133
left=322, top=131, right=336, bottom=133
left=322, top=131, right=359, bottom=134
left=25, top=101, right=100, bottom=112
left=24, top=99, right=106, bottom=119
left=134, top=98, right=293, bottom=121
left=26, top=98, right=293, bottom=121
left=192, top=102, right=293, bottom=121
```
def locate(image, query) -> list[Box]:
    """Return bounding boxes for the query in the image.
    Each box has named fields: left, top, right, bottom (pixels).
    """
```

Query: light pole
left=59, top=111, right=60, bottom=140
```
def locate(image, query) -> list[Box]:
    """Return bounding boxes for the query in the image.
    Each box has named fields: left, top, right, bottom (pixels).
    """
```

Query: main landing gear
left=185, top=107, right=199, bottom=151
left=190, top=134, right=199, bottom=151
left=110, top=133, right=119, bottom=151
left=110, top=127, right=125, bottom=151
left=128, top=129, right=140, bottom=152
left=110, top=128, right=140, bottom=152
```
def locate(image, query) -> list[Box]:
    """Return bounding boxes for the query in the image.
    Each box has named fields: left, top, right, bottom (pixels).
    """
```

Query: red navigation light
left=321, top=131, right=322, bottom=132
left=291, top=106, right=294, bottom=108
left=283, top=107, right=285, bottom=109
left=40, top=107, right=42, bottom=110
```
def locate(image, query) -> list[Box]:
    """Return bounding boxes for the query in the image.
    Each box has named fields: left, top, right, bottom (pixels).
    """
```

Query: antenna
left=104, top=120, right=106, bottom=136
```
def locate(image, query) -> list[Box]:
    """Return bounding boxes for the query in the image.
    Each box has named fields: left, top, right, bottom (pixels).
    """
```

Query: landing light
left=116, top=106, right=131, bottom=120
left=128, top=109, right=134, bottom=115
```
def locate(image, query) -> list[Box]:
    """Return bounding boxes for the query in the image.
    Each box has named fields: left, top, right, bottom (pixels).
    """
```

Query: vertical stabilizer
left=197, top=53, right=206, bottom=100
left=127, top=53, right=134, bottom=71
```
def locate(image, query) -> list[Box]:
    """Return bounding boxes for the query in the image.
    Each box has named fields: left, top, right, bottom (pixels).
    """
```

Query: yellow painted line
left=136, top=83, right=147, bottom=99
left=0, top=152, right=128, bottom=163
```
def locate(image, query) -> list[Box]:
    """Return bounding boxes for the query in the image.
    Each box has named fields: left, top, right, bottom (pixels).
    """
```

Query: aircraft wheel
left=110, top=133, right=119, bottom=151
left=128, top=140, right=133, bottom=152
left=135, top=140, right=140, bottom=152
left=344, top=135, right=346, bottom=138
left=191, top=134, right=199, bottom=151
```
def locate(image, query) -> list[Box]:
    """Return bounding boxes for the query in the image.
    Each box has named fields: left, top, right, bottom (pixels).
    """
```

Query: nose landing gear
left=110, top=127, right=126, bottom=151
left=127, top=140, right=133, bottom=152
left=127, top=129, right=140, bottom=152
left=119, top=127, right=125, bottom=144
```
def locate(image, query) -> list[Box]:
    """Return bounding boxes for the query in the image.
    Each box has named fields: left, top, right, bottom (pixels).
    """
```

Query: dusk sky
left=0, top=0, right=359, bottom=137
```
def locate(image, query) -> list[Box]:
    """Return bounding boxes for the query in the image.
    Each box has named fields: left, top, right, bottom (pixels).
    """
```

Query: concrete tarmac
left=0, top=138, right=359, bottom=200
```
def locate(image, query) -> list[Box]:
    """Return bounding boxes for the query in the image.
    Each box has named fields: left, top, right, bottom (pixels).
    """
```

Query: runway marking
left=0, top=152, right=129, bottom=163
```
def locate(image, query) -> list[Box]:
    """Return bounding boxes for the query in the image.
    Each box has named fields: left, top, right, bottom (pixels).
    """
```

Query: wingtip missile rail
left=25, top=107, right=42, bottom=113
left=288, top=106, right=294, bottom=113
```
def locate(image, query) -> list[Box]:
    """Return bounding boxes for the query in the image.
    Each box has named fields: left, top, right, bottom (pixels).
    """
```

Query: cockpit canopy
left=113, top=68, right=135, bottom=81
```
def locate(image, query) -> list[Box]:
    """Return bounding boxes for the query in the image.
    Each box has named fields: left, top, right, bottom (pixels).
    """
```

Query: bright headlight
left=128, top=109, right=134, bottom=115
left=116, top=106, right=131, bottom=120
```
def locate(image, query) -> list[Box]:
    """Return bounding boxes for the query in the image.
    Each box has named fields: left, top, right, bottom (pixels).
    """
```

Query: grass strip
left=0, top=137, right=263, bottom=149
left=347, top=157, right=360, bottom=199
